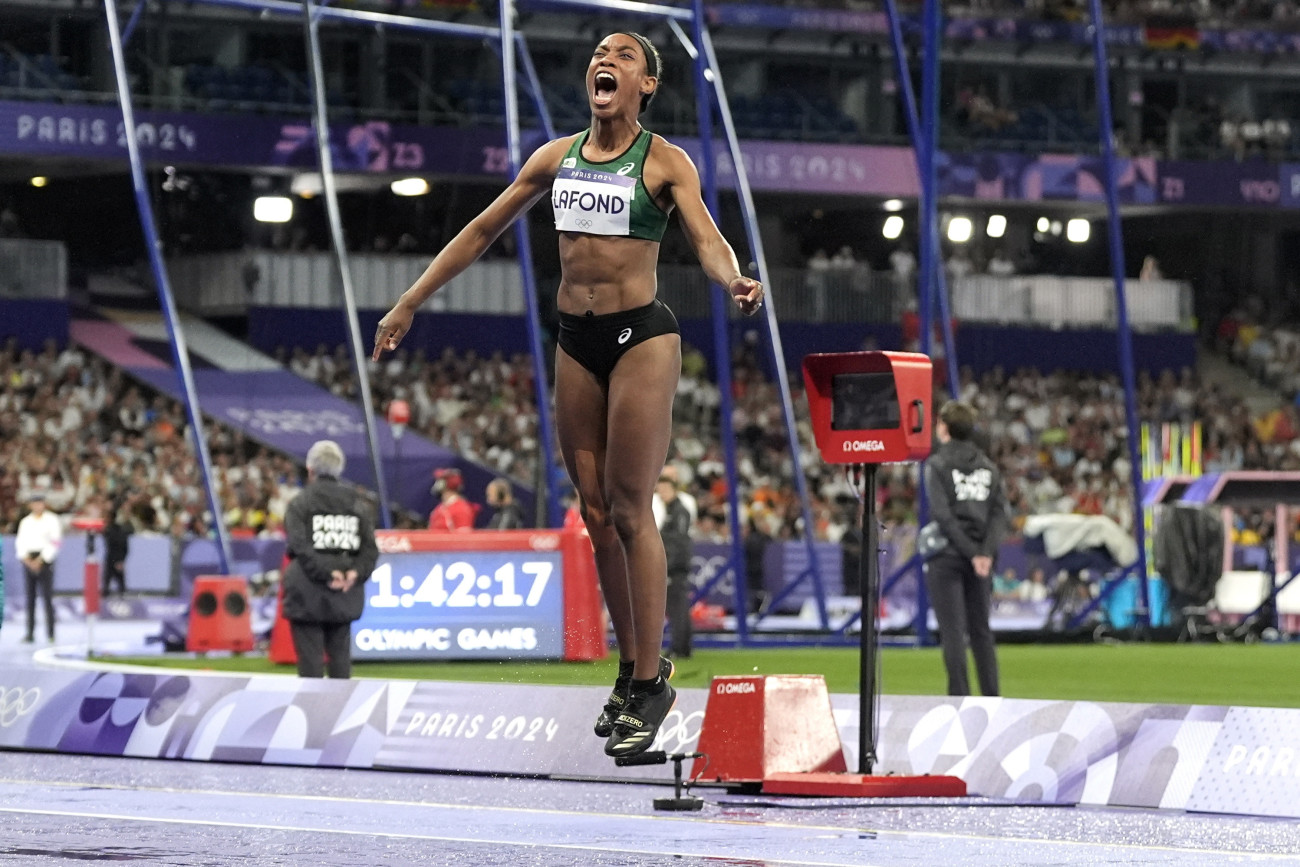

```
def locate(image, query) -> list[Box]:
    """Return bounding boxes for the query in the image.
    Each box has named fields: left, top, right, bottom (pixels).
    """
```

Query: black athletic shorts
left=557, top=299, right=680, bottom=382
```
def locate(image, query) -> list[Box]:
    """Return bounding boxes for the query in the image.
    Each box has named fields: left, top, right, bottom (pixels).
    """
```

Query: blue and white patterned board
left=6, top=653, right=1300, bottom=818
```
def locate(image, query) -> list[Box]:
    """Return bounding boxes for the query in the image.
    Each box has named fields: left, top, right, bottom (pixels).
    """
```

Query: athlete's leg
left=605, top=333, right=681, bottom=681
left=554, top=347, right=635, bottom=660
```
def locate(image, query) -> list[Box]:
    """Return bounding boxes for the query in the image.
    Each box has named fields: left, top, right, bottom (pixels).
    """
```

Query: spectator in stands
left=282, top=440, right=378, bottom=679
left=0, top=205, right=22, bottom=238
left=102, top=498, right=132, bottom=598
left=987, top=248, right=1017, bottom=277
left=1140, top=255, right=1164, bottom=281
left=946, top=246, right=976, bottom=281
left=428, top=468, right=478, bottom=530
left=371, top=31, right=762, bottom=760
left=485, top=476, right=527, bottom=530
left=16, top=491, right=61, bottom=644
left=890, top=244, right=917, bottom=288
left=806, top=248, right=832, bottom=295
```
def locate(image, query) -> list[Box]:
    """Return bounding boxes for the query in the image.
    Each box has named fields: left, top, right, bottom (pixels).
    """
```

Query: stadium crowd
left=763, top=0, right=1300, bottom=27
left=0, top=337, right=303, bottom=540
left=3, top=332, right=1292, bottom=560
left=284, top=339, right=1279, bottom=546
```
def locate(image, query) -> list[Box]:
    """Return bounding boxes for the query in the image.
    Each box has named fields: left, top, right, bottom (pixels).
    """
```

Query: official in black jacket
left=923, top=401, right=1009, bottom=696
left=283, top=440, right=379, bottom=678
left=656, top=474, right=695, bottom=659
left=486, top=477, right=528, bottom=530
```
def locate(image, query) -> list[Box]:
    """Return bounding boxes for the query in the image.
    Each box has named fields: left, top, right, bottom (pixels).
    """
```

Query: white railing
left=163, top=250, right=1193, bottom=331
left=951, top=275, right=1193, bottom=331
left=0, top=238, right=68, bottom=299
left=167, top=251, right=526, bottom=314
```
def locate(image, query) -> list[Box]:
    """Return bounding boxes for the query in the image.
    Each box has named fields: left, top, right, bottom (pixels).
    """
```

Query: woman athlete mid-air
left=373, top=32, right=763, bottom=757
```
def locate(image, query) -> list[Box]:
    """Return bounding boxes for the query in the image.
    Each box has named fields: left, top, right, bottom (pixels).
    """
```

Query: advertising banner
left=3, top=663, right=1298, bottom=817
left=6, top=98, right=1300, bottom=208
left=1185, top=706, right=1300, bottom=818
left=0, top=100, right=533, bottom=178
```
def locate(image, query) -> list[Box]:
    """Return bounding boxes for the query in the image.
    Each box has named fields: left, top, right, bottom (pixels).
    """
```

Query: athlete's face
left=587, top=34, right=656, bottom=118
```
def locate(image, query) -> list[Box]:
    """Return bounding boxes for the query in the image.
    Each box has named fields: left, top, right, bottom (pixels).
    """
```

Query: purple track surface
left=2, top=752, right=1300, bottom=866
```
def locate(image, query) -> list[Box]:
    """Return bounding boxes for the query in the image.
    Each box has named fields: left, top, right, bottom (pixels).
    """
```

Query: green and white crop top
left=551, top=128, right=669, bottom=242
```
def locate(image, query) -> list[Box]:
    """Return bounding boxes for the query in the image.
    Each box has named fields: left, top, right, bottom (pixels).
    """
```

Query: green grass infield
left=99, top=643, right=1300, bottom=708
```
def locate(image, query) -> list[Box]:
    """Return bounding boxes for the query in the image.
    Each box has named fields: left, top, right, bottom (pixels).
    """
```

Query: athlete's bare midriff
left=556, top=232, right=661, bottom=315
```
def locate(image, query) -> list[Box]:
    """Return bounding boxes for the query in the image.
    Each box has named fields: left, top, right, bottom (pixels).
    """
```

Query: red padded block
left=692, top=675, right=847, bottom=784
left=762, top=772, right=967, bottom=797
left=186, top=576, right=254, bottom=653
left=560, top=529, right=607, bottom=661
left=268, top=581, right=297, bottom=665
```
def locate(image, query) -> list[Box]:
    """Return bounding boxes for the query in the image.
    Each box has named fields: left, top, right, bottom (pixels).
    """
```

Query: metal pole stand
left=72, top=516, right=106, bottom=657
left=85, top=530, right=98, bottom=657
left=615, top=751, right=706, bottom=811
left=857, top=463, right=880, bottom=774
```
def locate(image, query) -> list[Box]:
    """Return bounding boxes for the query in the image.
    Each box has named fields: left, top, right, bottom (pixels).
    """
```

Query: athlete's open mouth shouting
left=593, top=71, right=617, bottom=107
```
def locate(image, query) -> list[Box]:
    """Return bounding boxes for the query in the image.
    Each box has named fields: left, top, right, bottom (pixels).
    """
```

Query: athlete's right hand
left=373, top=303, right=415, bottom=360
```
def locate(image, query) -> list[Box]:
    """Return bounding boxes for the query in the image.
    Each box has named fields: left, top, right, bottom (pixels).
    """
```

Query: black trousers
left=289, top=620, right=354, bottom=679
left=24, top=560, right=55, bottom=641
left=102, top=562, right=127, bottom=597
left=924, top=552, right=999, bottom=697
left=665, top=568, right=693, bottom=658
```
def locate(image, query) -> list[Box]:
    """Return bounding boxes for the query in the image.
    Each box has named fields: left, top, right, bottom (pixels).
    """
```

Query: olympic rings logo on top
left=652, top=708, right=705, bottom=753
left=0, top=686, right=42, bottom=728
left=574, top=218, right=593, bottom=229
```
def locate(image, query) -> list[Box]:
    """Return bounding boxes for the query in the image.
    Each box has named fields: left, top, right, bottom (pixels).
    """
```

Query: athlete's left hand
left=730, top=277, right=764, bottom=316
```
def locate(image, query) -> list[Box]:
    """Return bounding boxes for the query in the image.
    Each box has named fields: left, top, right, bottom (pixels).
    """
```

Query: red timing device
left=71, top=515, right=106, bottom=617
left=71, top=516, right=106, bottom=533
left=802, top=351, right=933, bottom=464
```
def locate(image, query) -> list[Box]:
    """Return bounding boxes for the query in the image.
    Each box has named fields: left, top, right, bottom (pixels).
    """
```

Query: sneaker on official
left=594, top=657, right=674, bottom=738
left=603, top=678, right=677, bottom=758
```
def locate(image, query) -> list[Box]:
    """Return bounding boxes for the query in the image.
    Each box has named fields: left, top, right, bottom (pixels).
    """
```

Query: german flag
left=1144, top=14, right=1200, bottom=50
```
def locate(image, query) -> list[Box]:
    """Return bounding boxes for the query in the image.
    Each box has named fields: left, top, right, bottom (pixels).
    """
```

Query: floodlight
left=391, top=178, right=430, bottom=197
left=254, top=196, right=293, bottom=223
left=947, top=216, right=973, bottom=243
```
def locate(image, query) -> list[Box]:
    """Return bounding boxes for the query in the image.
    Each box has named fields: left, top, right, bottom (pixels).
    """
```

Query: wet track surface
left=2, top=752, right=1300, bottom=866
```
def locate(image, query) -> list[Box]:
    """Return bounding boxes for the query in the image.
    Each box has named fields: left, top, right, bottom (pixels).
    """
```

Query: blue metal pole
left=302, top=0, right=393, bottom=528
left=499, top=0, right=562, bottom=527
left=513, top=32, right=557, bottom=141
left=684, top=4, right=752, bottom=638
left=103, top=0, right=231, bottom=573
left=522, top=0, right=693, bottom=20
left=1087, top=0, right=1150, bottom=622
left=120, top=0, right=147, bottom=47
left=194, top=0, right=502, bottom=39
left=886, top=0, right=943, bottom=646
left=883, top=0, right=959, bottom=400
left=691, top=19, right=831, bottom=630
left=918, top=0, right=940, bottom=363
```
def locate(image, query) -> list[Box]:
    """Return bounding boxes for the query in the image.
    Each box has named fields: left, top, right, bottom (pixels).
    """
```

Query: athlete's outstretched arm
left=660, top=142, right=763, bottom=316
left=373, top=137, right=573, bottom=358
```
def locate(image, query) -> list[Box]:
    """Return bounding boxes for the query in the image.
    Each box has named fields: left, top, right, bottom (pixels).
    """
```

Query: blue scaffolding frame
left=101, top=0, right=832, bottom=621
left=888, top=0, right=1151, bottom=634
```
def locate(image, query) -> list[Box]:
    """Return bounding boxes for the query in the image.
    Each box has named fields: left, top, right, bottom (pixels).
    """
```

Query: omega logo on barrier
left=716, top=681, right=757, bottom=695
left=844, top=440, right=886, bottom=453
